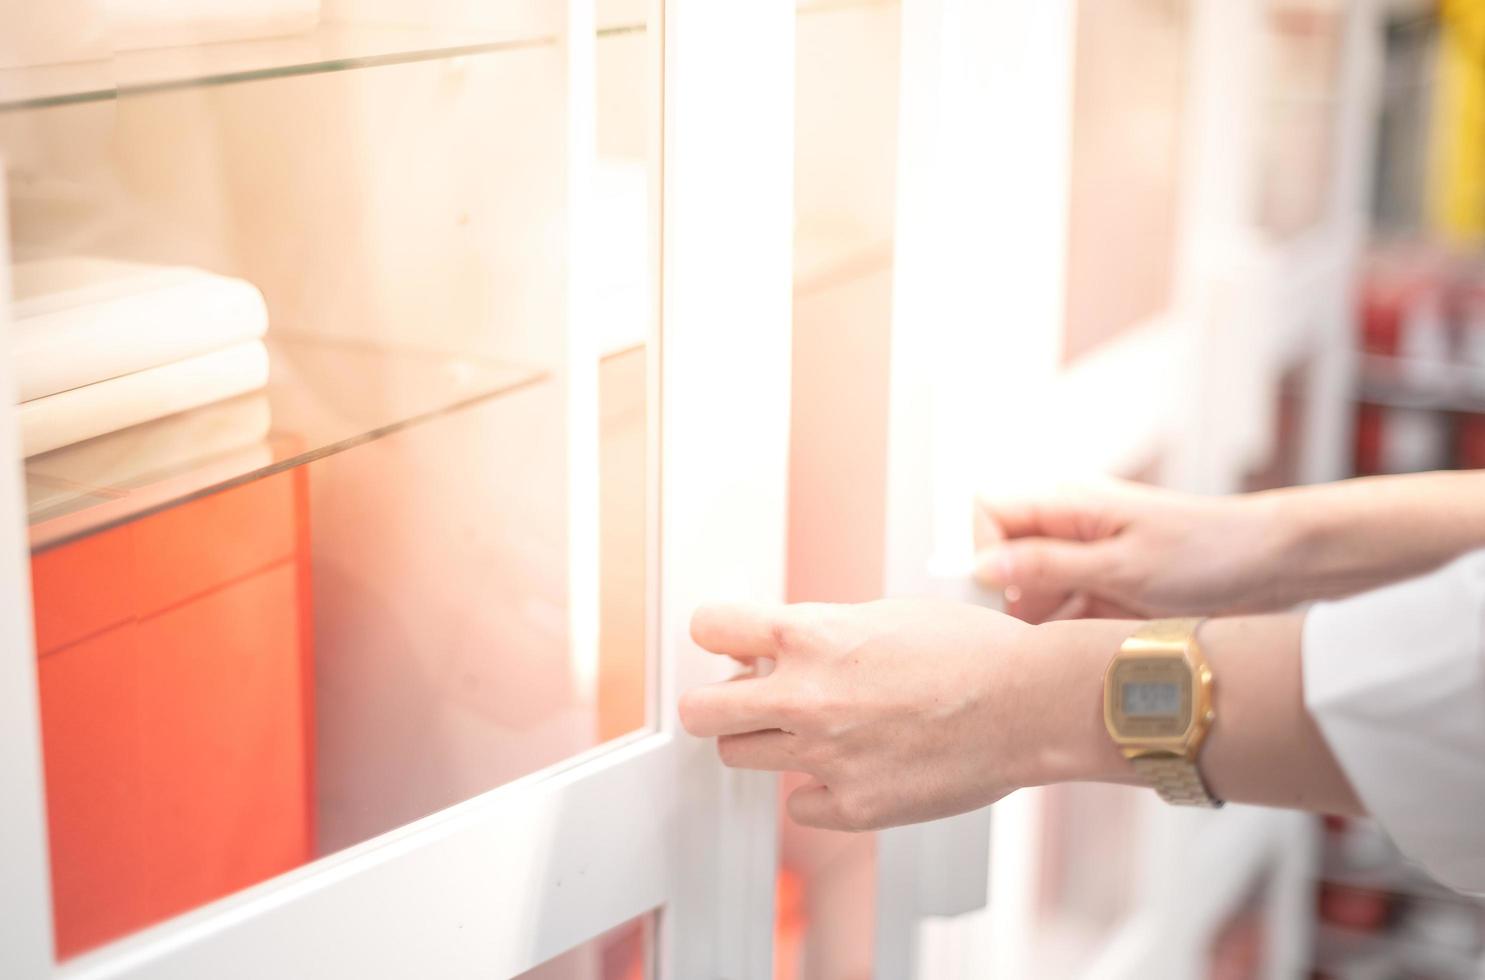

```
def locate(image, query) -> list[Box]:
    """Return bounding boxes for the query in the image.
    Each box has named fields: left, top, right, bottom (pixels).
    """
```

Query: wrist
left=1017, top=618, right=1140, bottom=788
left=1238, top=489, right=1313, bottom=607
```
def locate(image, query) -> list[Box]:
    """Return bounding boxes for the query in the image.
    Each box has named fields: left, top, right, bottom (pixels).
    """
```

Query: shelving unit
left=0, top=2, right=800, bottom=977
left=1313, top=816, right=1485, bottom=979
left=1358, top=353, right=1485, bottom=413
left=0, top=4, right=651, bottom=114
left=25, top=336, right=546, bottom=549
left=1, top=0, right=586, bottom=949
left=863, top=0, right=1379, bottom=976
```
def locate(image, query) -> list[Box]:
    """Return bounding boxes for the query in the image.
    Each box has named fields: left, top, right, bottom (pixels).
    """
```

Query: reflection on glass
left=4, top=0, right=654, bottom=961
left=595, top=0, right=653, bottom=745
left=782, top=3, right=900, bottom=980
left=517, top=913, right=653, bottom=980
left=1062, top=0, right=1189, bottom=363
left=1255, top=0, right=1343, bottom=239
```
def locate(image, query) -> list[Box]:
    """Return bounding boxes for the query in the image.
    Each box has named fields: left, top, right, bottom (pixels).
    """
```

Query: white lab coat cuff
left=1303, top=551, right=1485, bottom=895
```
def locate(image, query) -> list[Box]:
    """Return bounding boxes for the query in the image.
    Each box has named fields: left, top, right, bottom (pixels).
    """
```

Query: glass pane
left=784, top=2, right=899, bottom=978
left=1254, top=0, right=1344, bottom=240
left=1062, top=0, right=1190, bottom=363
left=595, top=0, right=652, bottom=747
left=2, top=0, right=656, bottom=961
left=517, top=912, right=654, bottom=980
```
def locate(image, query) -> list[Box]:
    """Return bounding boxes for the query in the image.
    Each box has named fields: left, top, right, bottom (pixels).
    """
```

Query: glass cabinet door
left=0, top=2, right=787, bottom=977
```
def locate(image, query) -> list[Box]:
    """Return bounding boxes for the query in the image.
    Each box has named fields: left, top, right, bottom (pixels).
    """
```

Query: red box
left=32, top=470, right=314, bottom=959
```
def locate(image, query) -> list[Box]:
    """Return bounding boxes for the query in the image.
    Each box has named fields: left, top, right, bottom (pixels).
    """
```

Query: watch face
left=1107, top=656, right=1192, bottom=738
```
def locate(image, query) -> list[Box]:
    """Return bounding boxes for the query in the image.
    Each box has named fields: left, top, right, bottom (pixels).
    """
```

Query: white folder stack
left=11, top=257, right=272, bottom=457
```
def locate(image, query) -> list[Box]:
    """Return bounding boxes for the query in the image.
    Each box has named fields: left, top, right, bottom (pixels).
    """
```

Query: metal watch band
left=1128, top=616, right=1206, bottom=648
left=1130, top=754, right=1224, bottom=808
left=1126, top=618, right=1224, bottom=809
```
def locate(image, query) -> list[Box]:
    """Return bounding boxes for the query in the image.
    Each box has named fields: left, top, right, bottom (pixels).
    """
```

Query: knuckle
left=796, top=737, right=836, bottom=774
left=771, top=603, right=835, bottom=657
left=794, top=690, right=846, bottom=735
left=771, top=616, right=812, bottom=657
left=1104, top=546, right=1146, bottom=596
left=834, top=792, right=878, bottom=833
left=1015, top=545, right=1048, bottom=585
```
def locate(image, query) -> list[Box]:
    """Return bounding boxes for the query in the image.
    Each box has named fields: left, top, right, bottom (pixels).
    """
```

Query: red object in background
left=1456, top=414, right=1485, bottom=469
left=1317, top=883, right=1393, bottom=933
left=1353, top=404, right=1385, bottom=476
left=31, top=471, right=314, bottom=959
left=597, top=916, right=650, bottom=980
left=1207, top=899, right=1267, bottom=980
left=774, top=867, right=808, bottom=980
left=1357, top=247, right=1460, bottom=358
left=1358, top=255, right=1429, bottom=357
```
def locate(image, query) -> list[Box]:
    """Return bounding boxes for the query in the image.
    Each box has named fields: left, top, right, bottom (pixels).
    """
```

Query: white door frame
left=0, top=166, right=57, bottom=980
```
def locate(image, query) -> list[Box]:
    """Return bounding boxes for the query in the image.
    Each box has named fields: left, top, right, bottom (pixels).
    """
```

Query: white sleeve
left=1303, top=550, right=1485, bottom=894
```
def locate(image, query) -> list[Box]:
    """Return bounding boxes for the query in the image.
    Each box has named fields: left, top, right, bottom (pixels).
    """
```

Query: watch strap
left=1126, top=616, right=1206, bottom=650
left=1130, top=754, right=1224, bottom=808
left=1125, top=618, right=1223, bottom=809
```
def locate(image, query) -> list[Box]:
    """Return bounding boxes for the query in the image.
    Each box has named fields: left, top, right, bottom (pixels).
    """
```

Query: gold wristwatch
left=1103, top=618, right=1223, bottom=808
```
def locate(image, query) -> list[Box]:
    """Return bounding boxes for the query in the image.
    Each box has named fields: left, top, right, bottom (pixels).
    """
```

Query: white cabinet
left=0, top=2, right=792, bottom=977
left=845, top=0, right=1380, bottom=976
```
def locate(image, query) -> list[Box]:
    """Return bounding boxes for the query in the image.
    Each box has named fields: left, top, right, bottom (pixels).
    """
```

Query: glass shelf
left=0, top=20, right=646, bottom=114
left=25, top=333, right=546, bottom=551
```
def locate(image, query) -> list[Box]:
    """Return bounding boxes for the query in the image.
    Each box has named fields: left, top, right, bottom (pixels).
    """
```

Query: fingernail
left=975, top=548, right=1015, bottom=588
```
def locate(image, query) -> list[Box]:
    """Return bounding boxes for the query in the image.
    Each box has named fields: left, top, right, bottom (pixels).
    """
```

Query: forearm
left=1261, top=471, right=1485, bottom=604
left=1025, top=614, right=1364, bottom=816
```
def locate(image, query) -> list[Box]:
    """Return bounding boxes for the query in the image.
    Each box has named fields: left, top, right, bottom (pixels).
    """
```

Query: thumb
left=974, top=539, right=1115, bottom=620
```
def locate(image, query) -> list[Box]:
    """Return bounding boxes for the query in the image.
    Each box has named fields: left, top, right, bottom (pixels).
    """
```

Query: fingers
left=786, top=781, right=850, bottom=831
left=717, top=729, right=809, bottom=773
left=973, top=495, right=1088, bottom=548
left=678, top=676, right=783, bottom=737
left=691, top=601, right=786, bottom=661
left=1036, top=592, right=1140, bottom=621
left=786, top=781, right=882, bottom=832
left=974, top=539, right=1118, bottom=623
left=974, top=538, right=1108, bottom=591
left=1043, top=591, right=1090, bottom=622
left=973, top=479, right=1132, bottom=548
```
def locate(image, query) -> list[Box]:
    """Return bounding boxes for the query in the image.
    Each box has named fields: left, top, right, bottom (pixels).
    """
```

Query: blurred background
left=786, top=0, right=1485, bottom=977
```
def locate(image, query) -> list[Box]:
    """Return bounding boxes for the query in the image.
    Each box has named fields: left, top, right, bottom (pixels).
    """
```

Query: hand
left=680, top=600, right=1366, bottom=828
left=973, top=478, right=1289, bottom=623
left=678, top=598, right=1094, bottom=831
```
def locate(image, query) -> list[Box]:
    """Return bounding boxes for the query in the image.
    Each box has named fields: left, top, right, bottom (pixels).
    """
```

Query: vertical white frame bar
left=1299, top=0, right=1385, bottom=488
left=1167, top=0, right=1268, bottom=496
left=0, top=167, right=56, bottom=980
left=658, top=0, right=793, bottom=977
left=566, top=0, right=601, bottom=709
left=881, top=0, right=1079, bottom=976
